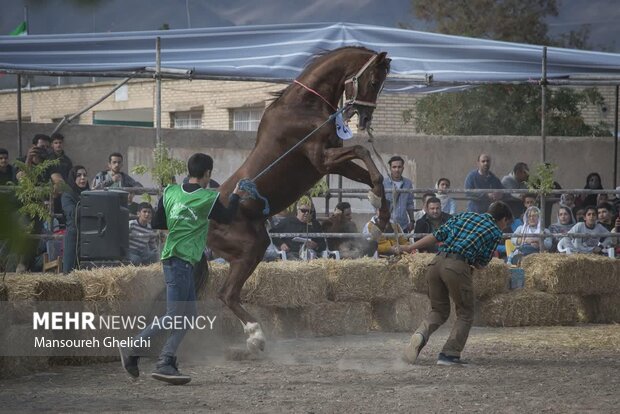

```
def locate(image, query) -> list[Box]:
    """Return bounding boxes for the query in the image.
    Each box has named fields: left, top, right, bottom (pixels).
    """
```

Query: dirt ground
left=0, top=324, right=619, bottom=413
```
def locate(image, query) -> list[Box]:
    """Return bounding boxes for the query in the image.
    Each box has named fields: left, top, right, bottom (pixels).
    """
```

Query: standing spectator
left=501, top=162, right=529, bottom=217
left=576, top=172, right=603, bottom=210
left=128, top=203, right=159, bottom=266
left=464, top=153, right=504, bottom=213
left=561, top=206, right=612, bottom=254
left=49, top=132, right=73, bottom=181
left=383, top=155, right=415, bottom=231
left=0, top=148, right=16, bottom=185
left=402, top=201, right=513, bottom=366
left=547, top=206, right=576, bottom=252
left=435, top=177, right=456, bottom=215
left=32, top=134, right=51, bottom=153
left=92, top=152, right=143, bottom=190
left=414, top=192, right=437, bottom=222
left=271, top=200, right=326, bottom=260
left=16, top=146, right=65, bottom=272
left=597, top=202, right=615, bottom=231
left=363, top=208, right=414, bottom=256
left=61, top=166, right=89, bottom=274
left=413, top=197, right=452, bottom=253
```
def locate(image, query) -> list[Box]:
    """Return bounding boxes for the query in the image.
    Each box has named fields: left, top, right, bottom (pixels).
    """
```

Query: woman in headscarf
left=509, top=206, right=552, bottom=264
left=62, top=165, right=89, bottom=273
left=576, top=172, right=603, bottom=209
left=547, top=205, right=576, bottom=252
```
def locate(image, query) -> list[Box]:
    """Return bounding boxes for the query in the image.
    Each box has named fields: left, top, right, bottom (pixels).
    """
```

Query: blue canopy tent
left=1, top=22, right=619, bottom=182
left=2, top=22, right=620, bottom=88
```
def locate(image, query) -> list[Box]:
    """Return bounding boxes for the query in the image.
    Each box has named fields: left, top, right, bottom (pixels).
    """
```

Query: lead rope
left=366, top=128, right=404, bottom=256
left=239, top=105, right=349, bottom=216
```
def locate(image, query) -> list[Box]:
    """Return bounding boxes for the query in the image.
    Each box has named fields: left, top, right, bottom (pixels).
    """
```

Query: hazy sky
left=0, top=0, right=618, bottom=52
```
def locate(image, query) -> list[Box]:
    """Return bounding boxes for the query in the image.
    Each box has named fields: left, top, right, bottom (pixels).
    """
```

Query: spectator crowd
left=1, top=138, right=619, bottom=274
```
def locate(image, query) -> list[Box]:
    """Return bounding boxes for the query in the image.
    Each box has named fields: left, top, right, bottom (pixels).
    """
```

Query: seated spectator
left=92, top=152, right=143, bottom=189
left=413, top=197, right=451, bottom=253
left=363, top=208, right=414, bottom=256
left=127, top=192, right=140, bottom=216
left=0, top=148, right=16, bottom=185
left=413, top=192, right=436, bottom=222
left=510, top=193, right=538, bottom=230
left=612, top=216, right=620, bottom=255
left=576, top=172, right=603, bottom=210
left=322, top=202, right=376, bottom=259
left=50, top=132, right=73, bottom=181
left=509, top=206, right=552, bottom=264
left=62, top=165, right=89, bottom=273
left=128, top=202, right=159, bottom=266
left=435, top=177, right=456, bottom=215
left=574, top=208, right=585, bottom=223
left=383, top=155, right=416, bottom=232
left=597, top=202, right=615, bottom=231
left=560, top=206, right=613, bottom=254
left=547, top=205, right=576, bottom=252
left=271, top=200, right=326, bottom=260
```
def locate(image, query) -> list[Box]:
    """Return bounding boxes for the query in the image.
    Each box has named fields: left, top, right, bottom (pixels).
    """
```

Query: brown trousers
left=415, top=255, right=474, bottom=357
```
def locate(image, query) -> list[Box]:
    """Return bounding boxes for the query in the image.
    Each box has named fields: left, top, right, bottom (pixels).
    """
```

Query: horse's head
left=344, top=51, right=391, bottom=130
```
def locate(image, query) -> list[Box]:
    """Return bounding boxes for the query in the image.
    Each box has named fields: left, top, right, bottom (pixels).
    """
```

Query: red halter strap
left=293, top=80, right=338, bottom=112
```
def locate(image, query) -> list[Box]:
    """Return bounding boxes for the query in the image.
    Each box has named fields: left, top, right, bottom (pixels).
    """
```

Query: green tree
left=407, top=0, right=612, bottom=136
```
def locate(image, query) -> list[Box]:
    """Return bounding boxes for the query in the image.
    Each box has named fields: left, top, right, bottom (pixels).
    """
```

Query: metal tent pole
left=17, top=75, right=23, bottom=158
left=155, top=37, right=162, bottom=146
left=614, top=85, right=619, bottom=189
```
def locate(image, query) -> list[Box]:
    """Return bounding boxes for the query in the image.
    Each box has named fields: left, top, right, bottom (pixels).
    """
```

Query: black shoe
left=436, top=352, right=468, bottom=366
left=402, top=332, right=426, bottom=364
left=119, top=346, right=140, bottom=378
left=151, top=356, right=191, bottom=385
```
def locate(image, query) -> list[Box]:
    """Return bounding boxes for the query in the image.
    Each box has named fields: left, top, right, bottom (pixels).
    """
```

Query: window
left=171, top=111, right=203, bottom=129
left=231, top=107, right=263, bottom=131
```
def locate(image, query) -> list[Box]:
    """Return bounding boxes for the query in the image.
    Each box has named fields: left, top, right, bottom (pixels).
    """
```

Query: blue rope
left=240, top=105, right=349, bottom=217
left=239, top=179, right=270, bottom=216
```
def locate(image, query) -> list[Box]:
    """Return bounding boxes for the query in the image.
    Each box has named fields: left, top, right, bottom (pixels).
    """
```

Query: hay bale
left=479, top=290, right=589, bottom=327
left=205, top=261, right=328, bottom=307
left=3, top=274, right=84, bottom=301
left=598, top=293, right=620, bottom=323
left=324, top=257, right=412, bottom=302
left=304, top=302, right=372, bottom=337
left=400, top=253, right=435, bottom=294
left=73, top=264, right=165, bottom=309
left=473, top=258, right=510, bottom=299
left=372, top=293, right=430, bottom=332
left=243, top=261, right=328, bottom=307
left=0, top=282, right=8, bottom=301
left=521, top=253, right=619, bottom=295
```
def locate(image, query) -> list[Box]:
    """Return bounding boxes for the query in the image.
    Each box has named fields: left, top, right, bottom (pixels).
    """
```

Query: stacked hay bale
left=479, top=254, right=620, bottom=326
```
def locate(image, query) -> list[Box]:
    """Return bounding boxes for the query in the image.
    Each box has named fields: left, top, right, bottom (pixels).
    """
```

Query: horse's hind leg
left=216, top=224, right=270, bottom=353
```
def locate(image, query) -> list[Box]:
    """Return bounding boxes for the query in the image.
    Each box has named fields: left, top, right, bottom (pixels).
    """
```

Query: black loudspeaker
left=79, top=190, right=129, bottom=260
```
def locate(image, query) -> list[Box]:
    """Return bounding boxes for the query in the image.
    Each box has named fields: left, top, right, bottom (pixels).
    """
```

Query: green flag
left=10, top=21, right=27, bottom=36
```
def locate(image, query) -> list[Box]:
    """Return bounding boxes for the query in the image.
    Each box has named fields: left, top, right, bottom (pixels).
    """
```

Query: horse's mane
left=268, top=46, right=381, bottom=107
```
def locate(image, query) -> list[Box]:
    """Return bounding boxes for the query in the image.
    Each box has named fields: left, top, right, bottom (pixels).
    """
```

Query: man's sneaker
left=436, top=352, right=468, bottom=366
left=402, top=332, right=426, bottom=364
left=151, top=356, right=191, bottom=385
left=118, top=346, right=139, bottom=378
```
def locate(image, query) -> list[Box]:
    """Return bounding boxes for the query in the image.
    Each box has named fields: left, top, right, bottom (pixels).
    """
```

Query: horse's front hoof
left=368, top=191, right=382, bottom=209
left=246, top=337, right=266, bottom=354
left=244, top=322, right=266, bottom=354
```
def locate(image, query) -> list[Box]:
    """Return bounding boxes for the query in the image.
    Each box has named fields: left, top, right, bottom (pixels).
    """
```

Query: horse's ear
left=376, top=52, right=389, bottom=64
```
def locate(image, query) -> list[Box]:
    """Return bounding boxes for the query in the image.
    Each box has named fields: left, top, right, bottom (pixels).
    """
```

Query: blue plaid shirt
left=433, top=212, right=503, bottom=267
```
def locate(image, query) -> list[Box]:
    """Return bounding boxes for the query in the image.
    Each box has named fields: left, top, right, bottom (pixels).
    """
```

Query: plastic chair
left=556, top=237, right=573, bottom=254
left=321, top=249, right=341, bottom=260
left=505, top=239, right=516, bottom=257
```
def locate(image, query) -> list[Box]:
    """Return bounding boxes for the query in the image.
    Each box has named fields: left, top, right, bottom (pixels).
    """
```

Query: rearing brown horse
left=208, top=46, right=391, bottom=352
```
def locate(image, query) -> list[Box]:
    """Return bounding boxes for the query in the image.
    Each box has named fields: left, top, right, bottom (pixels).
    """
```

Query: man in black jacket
left=413, top=196, right=451, bottom=253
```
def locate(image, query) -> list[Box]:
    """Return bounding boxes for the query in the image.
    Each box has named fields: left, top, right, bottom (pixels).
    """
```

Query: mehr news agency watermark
left=31, top=311, right=217, bottom=350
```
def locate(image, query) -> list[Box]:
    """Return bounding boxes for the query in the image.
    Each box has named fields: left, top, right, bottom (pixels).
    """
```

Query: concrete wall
left=1, top=122, right=618, bottom=212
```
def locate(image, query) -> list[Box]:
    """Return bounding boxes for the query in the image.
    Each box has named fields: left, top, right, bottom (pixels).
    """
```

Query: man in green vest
left=119, top=153, right=243, bottom=385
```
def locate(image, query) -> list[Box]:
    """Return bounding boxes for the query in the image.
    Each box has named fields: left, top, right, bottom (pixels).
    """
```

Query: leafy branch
left=12, top=158, right=60, bottom=225
left=527, top=163, right=557, bottom=196
left=132, top=143, right=186, bottom=201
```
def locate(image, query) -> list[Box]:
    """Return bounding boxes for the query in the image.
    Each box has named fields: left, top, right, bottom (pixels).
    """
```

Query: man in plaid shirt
left=403, top=201, right=513, bottom=366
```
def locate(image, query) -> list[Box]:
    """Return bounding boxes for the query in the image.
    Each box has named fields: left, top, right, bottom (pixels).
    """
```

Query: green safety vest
left=160, top=184, right=219, bottom=265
